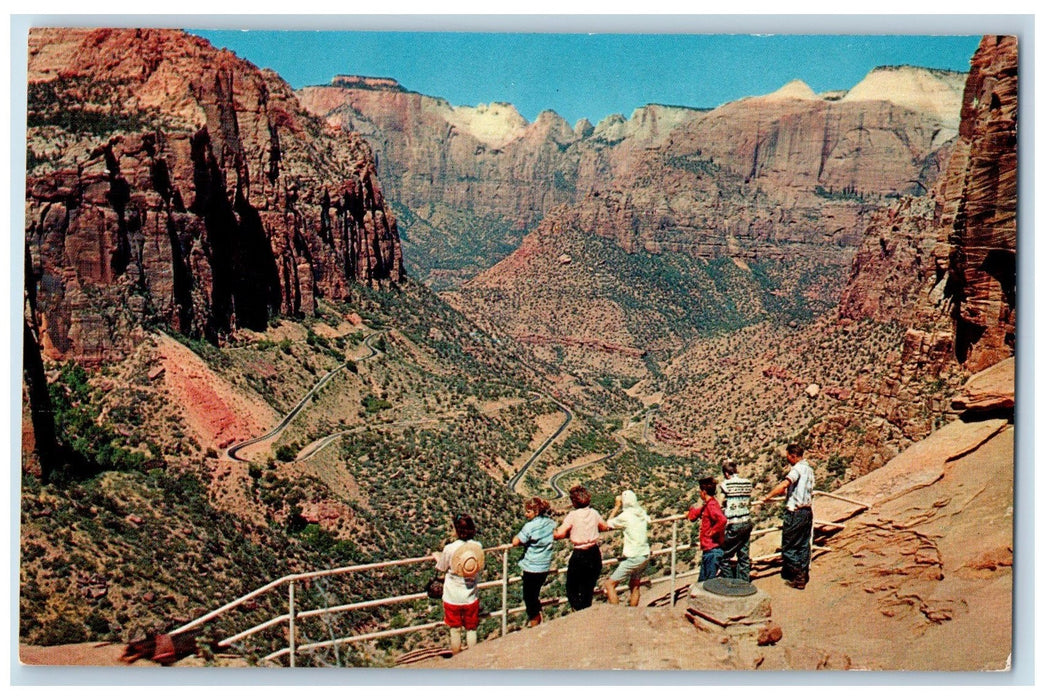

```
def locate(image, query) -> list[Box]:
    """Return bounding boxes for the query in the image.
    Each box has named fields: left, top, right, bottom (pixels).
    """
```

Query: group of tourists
left=432, top=443, right=816, bottom=654
left=685, top=444, right=815, bottom=589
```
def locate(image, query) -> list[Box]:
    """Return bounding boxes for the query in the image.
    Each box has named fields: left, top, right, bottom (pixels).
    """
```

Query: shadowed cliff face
left=939, top=35, right=1018, bottom=372
left=840, top=35, right=1018, bottom=375
left=24, top=28, right=404, bottom=364
left=779, top=35, right=1019, bottom=473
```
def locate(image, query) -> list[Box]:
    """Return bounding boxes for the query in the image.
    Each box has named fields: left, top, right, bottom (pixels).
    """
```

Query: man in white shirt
left=758, top=444, right=815, bottom=589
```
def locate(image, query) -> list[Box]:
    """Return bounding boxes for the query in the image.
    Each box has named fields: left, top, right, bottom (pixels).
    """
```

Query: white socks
left=449, top=628, right=478, bottom=653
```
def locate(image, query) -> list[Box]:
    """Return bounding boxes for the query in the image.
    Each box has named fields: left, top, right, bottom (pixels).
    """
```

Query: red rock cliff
left=299, top=67, right=965, bottom=271
left=831, top=35, right=1017, bottom=447
left=938, top=35, right=1018, bottom=373
left=839, top=36, right=1017, bottom=375
left=24, top=28, right=403, bottom=364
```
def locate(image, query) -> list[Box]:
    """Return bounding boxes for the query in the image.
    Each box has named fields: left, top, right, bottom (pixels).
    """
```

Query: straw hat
left=450, top=541, right=485, bottom=578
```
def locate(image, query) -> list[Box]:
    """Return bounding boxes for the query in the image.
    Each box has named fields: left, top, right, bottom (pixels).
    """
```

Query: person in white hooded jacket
left=603, top=490, right=651, bottom=606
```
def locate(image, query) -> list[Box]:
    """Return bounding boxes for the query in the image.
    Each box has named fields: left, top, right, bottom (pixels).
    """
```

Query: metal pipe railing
left=288, top=581, right=296, bottom=668
left=500, top=547, right=509, bottom=637
left=178, top=512, right=713, bottom=666
left=813, top=490, right=872, bottom=509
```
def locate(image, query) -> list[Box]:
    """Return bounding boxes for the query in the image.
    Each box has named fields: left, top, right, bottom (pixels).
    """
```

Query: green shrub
left=37, top=617, right=87, bottom=646
left=275, top=444, right=298, bottom=462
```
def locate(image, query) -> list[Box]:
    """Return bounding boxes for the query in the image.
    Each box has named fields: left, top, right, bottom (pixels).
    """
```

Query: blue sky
left=188, top=29, right=982, bottom=125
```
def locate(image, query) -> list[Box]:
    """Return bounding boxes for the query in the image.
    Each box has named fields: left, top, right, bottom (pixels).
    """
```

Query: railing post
left=288, top=580, right=296, bottom=668
left=670, top=518, right=678, bottom=607
left=501, top=548, right=509, bottom=637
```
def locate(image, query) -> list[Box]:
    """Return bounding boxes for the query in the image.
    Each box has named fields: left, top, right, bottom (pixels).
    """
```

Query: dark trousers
left=566, top=546, right=602, bottom=610
left=781, top=507, right=813, bottom=582
left=522, top=570, right=549, bottom=619
left=721, top=521, right=753, bottom=581
left=698, top=547, right=723, bottom=582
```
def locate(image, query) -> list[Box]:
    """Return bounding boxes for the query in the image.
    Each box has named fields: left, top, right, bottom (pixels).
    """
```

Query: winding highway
left=505, top=395, right=572, bottom=492
left=539, top=405, right=657, bottom=498
left=225, top=332, right=383, bottom=462
left=545, top=437, right=627, bottom=498
left=224, top=328, right=638, bottom=500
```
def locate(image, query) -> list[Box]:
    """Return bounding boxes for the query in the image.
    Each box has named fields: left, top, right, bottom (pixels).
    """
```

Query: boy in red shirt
left=687, top=477, right=727, bottom=581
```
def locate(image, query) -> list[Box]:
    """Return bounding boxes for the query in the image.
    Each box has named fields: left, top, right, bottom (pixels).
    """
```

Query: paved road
left=294, top=384, right=540, bottom=463
left=295, top=416, right=446, bottom=462
left=546, top=437, right=626, bottom=498
left=505, top=395, right=572, bottom=493
left=539, top=406, right=653, bottom=498
left=226, top=330, right=626, bottom=501
left=226, top=332, right=382, bottom=462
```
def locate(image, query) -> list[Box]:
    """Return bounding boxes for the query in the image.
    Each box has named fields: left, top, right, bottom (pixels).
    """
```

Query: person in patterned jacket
left=719, top=460, right=754, bottom=581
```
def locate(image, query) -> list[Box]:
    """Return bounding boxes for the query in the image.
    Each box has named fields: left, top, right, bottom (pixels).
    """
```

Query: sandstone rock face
left=25, top=29, right=403, bottom=364
left=297, top=83, right=583, bottom=230
left=685, top=78, right=960, bottom=201
left=938, top=36, right=1018, bottom=372
left=840, top=65, right=968, bottom=130
left=832, top=38, right=1018, bottom=450
left=834, top=190, right=963, bottom=445
left=839, top=194, right=949, bottom=327
left=951, top=356, right=1015, bottom=415
left=298, top=67, right=965, bottom=286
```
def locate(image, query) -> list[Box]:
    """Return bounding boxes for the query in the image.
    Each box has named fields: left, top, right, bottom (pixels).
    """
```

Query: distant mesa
left=331, top=75, right=406, bottom=91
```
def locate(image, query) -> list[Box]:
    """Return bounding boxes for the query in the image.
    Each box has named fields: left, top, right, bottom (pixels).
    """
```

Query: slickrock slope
left=299, top=67, right=964, bottom=288
left=25, top=28, right=403, bottom=365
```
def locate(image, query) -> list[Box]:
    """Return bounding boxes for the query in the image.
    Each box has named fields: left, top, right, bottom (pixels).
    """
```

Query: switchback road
left=226, top=332, right=382, bottom=462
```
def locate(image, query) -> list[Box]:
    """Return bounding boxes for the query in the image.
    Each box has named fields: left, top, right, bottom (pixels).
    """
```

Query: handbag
left=425, top=574, right=444, bottom=600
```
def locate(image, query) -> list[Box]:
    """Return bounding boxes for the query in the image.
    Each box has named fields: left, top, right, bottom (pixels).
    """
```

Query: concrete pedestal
left=686, top=580, right=772, bottom=634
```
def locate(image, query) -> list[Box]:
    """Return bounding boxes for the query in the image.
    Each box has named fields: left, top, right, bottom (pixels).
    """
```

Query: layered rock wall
left=298, top=85, right=584, bottom=229
left=828, top=35, right=1017, bottom=451
left=689, top=92, right=955, bottom=199
left=938, top=35, right=1018, bottom=372
left=839, top=36, right=1017, bottom=375
left=298, top=69, right=964, bottom=284
left=25, top=28, right=403, bottom=364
